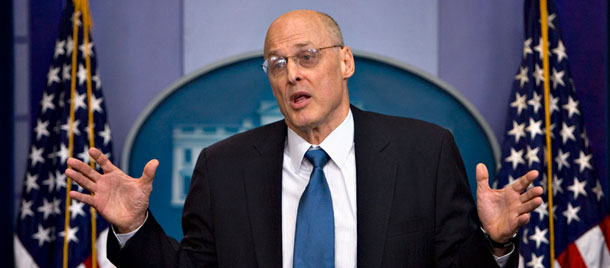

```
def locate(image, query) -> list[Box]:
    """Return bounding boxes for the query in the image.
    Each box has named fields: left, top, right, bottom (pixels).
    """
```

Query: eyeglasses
left=262, top=45, right=343, bottom=77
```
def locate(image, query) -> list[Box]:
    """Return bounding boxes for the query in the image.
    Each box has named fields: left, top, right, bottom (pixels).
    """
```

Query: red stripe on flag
left=557, top=242, right=587, bottom=268
left=600, top=215, right=610, bottom=251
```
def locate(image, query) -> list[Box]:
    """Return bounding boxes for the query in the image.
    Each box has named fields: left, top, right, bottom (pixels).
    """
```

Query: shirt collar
left=286, top=109, right=354, bottom=172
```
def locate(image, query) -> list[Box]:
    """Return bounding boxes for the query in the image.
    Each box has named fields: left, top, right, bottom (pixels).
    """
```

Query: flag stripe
left=575, top=225, right=610, bottom=267
left=557, top=243, right=587, bottom=268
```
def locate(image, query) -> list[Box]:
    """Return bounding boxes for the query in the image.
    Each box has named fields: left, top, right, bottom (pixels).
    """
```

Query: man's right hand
left=65, top=147, right=159, bottom=234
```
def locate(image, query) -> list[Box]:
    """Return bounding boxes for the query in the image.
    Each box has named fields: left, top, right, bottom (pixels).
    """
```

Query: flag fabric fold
left=15, top=0, right=114, bottom=267
left=495, top=0, right=610, bottom=267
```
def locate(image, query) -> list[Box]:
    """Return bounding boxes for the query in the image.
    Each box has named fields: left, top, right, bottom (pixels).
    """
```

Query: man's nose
left=286, top=57, right=301, bottom=83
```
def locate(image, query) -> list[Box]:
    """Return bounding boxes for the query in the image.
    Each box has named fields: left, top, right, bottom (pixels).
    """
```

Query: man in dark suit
left=66, top=10, right=543, bottom=267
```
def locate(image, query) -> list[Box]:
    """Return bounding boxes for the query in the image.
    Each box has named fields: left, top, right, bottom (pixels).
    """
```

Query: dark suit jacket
left=108, top=106, right=519, bottom=267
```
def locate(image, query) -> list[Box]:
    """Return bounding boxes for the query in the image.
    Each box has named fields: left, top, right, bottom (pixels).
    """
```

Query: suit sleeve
left=107, top=148, right=218, bottom=267
left=434, top=130, right=519, bottom=268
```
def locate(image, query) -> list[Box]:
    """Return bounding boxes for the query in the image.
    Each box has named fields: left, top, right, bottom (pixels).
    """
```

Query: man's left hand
left=475, top=163, right=543, bottom=250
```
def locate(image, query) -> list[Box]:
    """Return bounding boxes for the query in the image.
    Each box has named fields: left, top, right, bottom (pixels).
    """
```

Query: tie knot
left=304, top=148, right=330, bottom=168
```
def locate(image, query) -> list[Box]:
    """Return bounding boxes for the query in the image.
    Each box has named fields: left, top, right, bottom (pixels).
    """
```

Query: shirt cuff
left=493, top=243, right=515, bottom=268
left=111, top=212, right=149, bottom=248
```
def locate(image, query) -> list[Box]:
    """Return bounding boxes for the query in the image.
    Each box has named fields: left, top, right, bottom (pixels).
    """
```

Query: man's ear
left=340, top=46, right=355, bottom=79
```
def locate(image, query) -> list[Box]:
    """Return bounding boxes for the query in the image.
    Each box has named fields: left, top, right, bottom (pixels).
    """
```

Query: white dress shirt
left=282, top=110, right=357, bottom=268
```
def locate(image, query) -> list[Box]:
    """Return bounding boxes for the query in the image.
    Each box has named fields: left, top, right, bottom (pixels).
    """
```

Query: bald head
left=264, top=10, right=344, bottom=54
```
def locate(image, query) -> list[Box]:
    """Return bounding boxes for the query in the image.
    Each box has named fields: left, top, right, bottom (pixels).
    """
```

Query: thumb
left=475, top=163, right=490, bottom=190
left=141, top=159, right=159, bottom=184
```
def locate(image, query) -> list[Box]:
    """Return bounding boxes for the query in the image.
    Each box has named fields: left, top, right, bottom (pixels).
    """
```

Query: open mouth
left=291, top=92, right=311, bottom=104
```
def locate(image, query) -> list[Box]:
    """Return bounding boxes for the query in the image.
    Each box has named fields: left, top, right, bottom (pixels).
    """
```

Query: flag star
left=47, top=146, right=58, bottom=165
left=563, top=203, right=581, bottom=224
left=533, top=200, right=548, bottom=221
left=581, top=129, right=590, bottom=148
left=29, top=146, right=45, bottom=167
left=555, top=149, right=570, bottom=171
left=507, top=175, right=519, bottom=186
left=592, top=180, right=604, bottom=201
left=544, top=123, right=556, bottom=139
left=77, top=145, right=91, bottom=164
left=547, top=13, right=556, bottom=29
left=522, top=228, right=529, bottom=244
left=532, top=64, right=544, bottom=87
left=61, top=119, right=81, bottom=136
left=91, top=95, right=103, bottom=114
left=42, top=172, right=56, bottom=192
left=56, top=143, right=69, bottom=164
left=550, top=95, right=560, bottom=114
left=562, top=96, right=580, bottom=119
left=567, top=177, right=587, bottom=200
left=73, top=180, right=84, bottom=192
left=533, top=37, right=549, bottom=60
left=59, top=225, right=80, bottom=243
left=505, top=148, right=525, bottom=170
left=20, top=200, right=35, bottom=221
left=66, top=35, right=74, bottom=56
left=526, top=118, right=543, bottom=139
left=553, top=175, right=564, bottom=196
left=25, top=173, right=39, bottom=194
left=514, top=66, right=529, bottom=88
left=77, top=63, right=88, bottom=86
left=511, top=93, right=528, bottom=116
left=37, top=198, right=55, bottom=220
left=32, top=224, right=52, bottom=247
left=526, top=252, right=544, bottom=268
left=70, top=200, right=87, bottom=219
left=47, top=66, right=61, bottom=86
left=52, top=198, right=62, bottom=215
left=34, top=119, right=50, bottom=140
left=527, top=91, right=542, bottom=114
left=551, top=68, right=565, bottom=89
left=559, top=122, right=576, bottom=144
left=92, top=69, right=102, bottom=90
left=529, top=226, right=549, bottom=249
left=54, top=39, right=66, bottom=58
left=58, top=91, right=66, bottom=108
left=79, top=41, right=94, bottom=59
left=573, top=151, right=592, bottom=173
left=525, top=145, right=540, bottom=167
left=85, top=122, right=95, bottom=139
left=552, top=40, right=567, bottom=62
left=62, top=63, right=71, bottom=81
left=55, top=170, right=67, bottom=192
left=99, top=124, right=112, bottom=146
left=539, top=173, right=548, bottom=194
left=40, top=92, right=55, bottom=113
left=72, top=11, right=82, bottom=27
left=508, top=121, right=526, bottom=143
left=522, top=38, right=533, bottom=58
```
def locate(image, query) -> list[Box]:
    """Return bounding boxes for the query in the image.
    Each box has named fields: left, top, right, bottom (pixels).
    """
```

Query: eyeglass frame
left=261, top=45, right=344, bottom=76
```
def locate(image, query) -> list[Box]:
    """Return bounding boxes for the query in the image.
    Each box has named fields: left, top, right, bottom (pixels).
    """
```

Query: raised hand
left=65, top=147, right=159, bottom=233
left=475, top=163, right=543, bottom=248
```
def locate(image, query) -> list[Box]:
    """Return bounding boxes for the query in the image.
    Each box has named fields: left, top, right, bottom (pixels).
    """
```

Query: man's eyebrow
left=266, top=42, right=314, bottom=57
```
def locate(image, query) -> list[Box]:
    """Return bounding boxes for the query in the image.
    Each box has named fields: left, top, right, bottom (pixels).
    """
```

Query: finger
left=89, top=147, right=118, bottom=174
left=518, top=197, right=543, bottom=214
left=65, top=168, right=97, bottom=193
left=519, top=186, right=544, bottom=203
left=475, top=163, right=490, bottom=190
left=140, top=159, right=159, bottom=184
left=67, top=157, right=101, bottom=181
left=517, top=213, right=531, bottom=227
left=69, top=191, right=95, bottom=207
left=511, top=170, right=539, bottom=192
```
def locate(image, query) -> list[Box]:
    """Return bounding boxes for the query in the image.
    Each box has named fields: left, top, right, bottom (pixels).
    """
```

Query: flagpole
left=80, top=0, right=99, bottom=266
left=64, top=0, right=81, bottom=266
left=539, top=0, right=555, bottom=266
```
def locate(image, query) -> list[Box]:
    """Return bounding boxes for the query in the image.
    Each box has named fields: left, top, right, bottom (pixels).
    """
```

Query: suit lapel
left=242, top=121, right=286, bottom=268
left=353, top=107, right=397, bottom=267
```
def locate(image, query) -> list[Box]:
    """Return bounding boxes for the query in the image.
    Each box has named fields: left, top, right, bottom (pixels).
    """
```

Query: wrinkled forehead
left=264, top=13, right=329, bottom=57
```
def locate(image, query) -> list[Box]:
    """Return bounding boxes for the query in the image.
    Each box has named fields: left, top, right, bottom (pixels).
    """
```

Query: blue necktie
left=293, top=148, right=334, bottom=268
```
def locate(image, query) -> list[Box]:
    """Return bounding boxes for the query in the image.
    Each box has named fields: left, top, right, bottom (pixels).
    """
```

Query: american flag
left=495, top=0, right=610, bottom=267
left=14, top=0, right=114, bottom=267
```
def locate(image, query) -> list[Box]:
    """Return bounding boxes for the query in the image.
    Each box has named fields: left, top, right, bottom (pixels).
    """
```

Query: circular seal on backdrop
left=122, top=51, right=500, bottom=240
